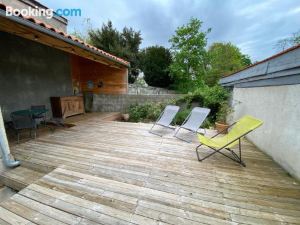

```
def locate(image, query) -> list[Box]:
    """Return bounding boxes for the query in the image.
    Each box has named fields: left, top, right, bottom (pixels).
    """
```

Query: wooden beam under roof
left=0, top=15, right=126, bottom=69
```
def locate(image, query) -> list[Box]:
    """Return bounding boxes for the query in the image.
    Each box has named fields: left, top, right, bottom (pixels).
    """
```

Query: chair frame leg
left=174, top=127, right=204, bottom=143
left=174, top=127, right=196, bottom=143
left=149, top=123, right=175, bottom=137
left=196, top=138, right=246, bottom=167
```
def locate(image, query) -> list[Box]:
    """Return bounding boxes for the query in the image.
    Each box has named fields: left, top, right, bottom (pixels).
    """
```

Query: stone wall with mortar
left=92, top=94, right=182, bottom=113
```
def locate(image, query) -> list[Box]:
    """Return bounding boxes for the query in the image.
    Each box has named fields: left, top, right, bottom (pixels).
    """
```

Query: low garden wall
left=128, top=85, right=176, bottom=95
left=91, top=94, right=182, bottom=113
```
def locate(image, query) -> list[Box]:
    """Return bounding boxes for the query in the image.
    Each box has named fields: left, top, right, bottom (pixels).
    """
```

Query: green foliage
left=205, top=42, right=252, bottom=86
left=133, top=76, right=148, bottom=87
left=175, top=85, right=229, bottom=126
left=128, top=104, right=148, bottom=122
left=139, top=46, right=173, bottom=88
left=241, top=54, right=252, bottom=66
left=88, top=20, right=142, bottom=83
left=169, top=18, right=211, bottom=92
left=127, top=85, right=229, bottom=128
left=173, top=109, right=191, bottom=126
left=216, top=101, right=232, bottom=123
left=128, top=102, right=164, bottom=123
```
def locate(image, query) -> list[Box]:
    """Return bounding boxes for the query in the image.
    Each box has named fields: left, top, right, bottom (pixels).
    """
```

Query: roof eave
left=0, top=9, right=130, bottom=68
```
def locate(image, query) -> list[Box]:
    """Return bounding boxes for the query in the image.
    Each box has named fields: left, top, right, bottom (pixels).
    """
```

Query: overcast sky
left=40, top=0, right=300, bottom=62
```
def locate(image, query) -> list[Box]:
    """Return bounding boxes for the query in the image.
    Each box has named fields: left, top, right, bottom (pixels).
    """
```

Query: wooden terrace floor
left=0, top=115, right=300, bottom=224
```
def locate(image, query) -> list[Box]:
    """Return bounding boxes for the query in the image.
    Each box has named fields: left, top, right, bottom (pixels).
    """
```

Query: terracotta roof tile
left=0, top=3, right=129, bottom=66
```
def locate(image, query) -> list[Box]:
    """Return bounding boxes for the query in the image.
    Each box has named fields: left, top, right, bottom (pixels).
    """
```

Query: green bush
left=127, top=85, right=229, bottom=128
left=128, top=104, right=149, bottom=122
left=175, top=85, right=229, bottom=127
left=128, top=102, right=165, bottom=123
left=173, top=109, right=191, bottom=125
left=216, top=101, right=232, bottom=123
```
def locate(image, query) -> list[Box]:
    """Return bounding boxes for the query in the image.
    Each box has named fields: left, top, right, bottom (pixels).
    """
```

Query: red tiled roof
left=223, top=43, right=300, bottom=78
left=0, top=3, right=130, bottom=66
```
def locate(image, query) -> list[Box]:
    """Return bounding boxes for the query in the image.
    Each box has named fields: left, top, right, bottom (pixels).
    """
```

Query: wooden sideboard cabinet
left=50, top=96, right=85, bottom=118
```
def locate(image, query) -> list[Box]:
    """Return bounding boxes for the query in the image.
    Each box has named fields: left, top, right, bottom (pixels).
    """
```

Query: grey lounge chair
left=174, top=107, right=210, bottom=142
left=149, top=105, right=180, bottom=136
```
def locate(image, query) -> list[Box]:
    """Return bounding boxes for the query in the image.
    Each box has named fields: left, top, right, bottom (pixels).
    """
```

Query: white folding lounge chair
left=174, top=107, right=210, bottom=142
left=149, top=105, right=180, bottom=136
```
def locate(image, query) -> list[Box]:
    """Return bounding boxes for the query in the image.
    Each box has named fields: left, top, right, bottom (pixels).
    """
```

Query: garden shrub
left=128, top=104, right=149, bottom=122
left=127, top=85, right=229, bottom=128
left=173, top=108, right=191, bottom=125
left=175, top=85, right=229, bottom=127
left=128, top=102, right=165, bottom=123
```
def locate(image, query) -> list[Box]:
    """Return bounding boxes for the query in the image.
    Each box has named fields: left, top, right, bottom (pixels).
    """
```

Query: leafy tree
left=241, top=54, right=252, bottom=66
left=205, top=42, right=252, bottom=86
left=275, top=30, right=300, bottom=51
left=88, top=21, right=142, bottom=83
left=169, top=18, right=211, bottom=92
left=139, top=46, right=172, bottom=88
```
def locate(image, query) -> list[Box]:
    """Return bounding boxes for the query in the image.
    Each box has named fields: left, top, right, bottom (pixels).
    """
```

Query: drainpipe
left=0, top=107, right=20, bottom=167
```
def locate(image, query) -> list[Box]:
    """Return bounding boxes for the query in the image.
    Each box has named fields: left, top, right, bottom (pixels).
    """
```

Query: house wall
left=0, top=0, right=68, bottom=32
left=71, top=55, right=128, bottom=95
left=0, top=31, right=73, bottom=120
left=230, top=85, right=300, bottom=180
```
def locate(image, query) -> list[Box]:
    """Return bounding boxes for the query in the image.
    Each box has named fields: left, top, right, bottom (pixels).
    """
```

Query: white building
left=220, top=44, right=300, bottom=180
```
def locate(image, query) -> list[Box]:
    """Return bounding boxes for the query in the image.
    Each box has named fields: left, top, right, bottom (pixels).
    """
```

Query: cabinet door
left=73, top=100, right=80, bottom=113
left=61, top=100, right=72, bottom=118
left=60, top=97, right=84, bottom=118
left=77, top=98, right=84, bottom=113
left=73, top=97, right=84, bottom=114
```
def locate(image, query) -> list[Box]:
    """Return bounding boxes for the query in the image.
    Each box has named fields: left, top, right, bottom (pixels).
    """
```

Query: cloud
left=288, top=7, right=300, bottom=15
left=39, top=0, right=300, bottom=61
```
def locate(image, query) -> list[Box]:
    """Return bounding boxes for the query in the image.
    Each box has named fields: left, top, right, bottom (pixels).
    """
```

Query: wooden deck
left=0, top=116, right=300, bottom=225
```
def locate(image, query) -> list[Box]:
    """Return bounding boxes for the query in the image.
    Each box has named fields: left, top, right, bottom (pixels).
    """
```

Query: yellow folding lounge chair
left=196, top=115, right=263, bottom=166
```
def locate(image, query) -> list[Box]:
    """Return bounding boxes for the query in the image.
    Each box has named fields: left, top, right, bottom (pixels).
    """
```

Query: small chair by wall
left=10, top=110, right=36, bottom=143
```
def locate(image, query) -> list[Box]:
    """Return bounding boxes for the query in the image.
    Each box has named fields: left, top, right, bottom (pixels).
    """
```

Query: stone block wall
left=128, top=85, right=176, bottom=95
left=92, top=94, right=182, bottom=113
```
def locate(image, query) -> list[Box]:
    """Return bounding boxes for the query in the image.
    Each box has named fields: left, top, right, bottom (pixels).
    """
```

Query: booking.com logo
left=6, top=6, right=81, bottom=19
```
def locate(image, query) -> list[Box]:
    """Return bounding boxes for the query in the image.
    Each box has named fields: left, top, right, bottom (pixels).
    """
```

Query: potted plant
left=215, top=101, right=232, bottom=134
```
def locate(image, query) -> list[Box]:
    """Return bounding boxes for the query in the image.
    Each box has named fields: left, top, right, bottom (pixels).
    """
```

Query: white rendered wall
left=230, top=85, right=300, bottom=180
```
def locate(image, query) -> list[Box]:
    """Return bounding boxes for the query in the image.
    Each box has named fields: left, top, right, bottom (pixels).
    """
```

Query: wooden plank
left=0, top=166, right=45, bottom=191
left=49, top=168, right=300, bottom=224
left=19, top=188, right=131, bottom=225
left=0, top=206, right=34, bottom=225
left=24, top=184, right=159, bottom=225
left=13, top=141, right=299, bottom=198
left=11, top=194, right=82, bottom=225
left=2, top=117, right=299, bottom=224
left=71, top=55, right=128, bottom=94
left=0, top=199, right=67, bottom=225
